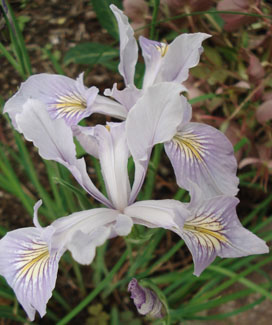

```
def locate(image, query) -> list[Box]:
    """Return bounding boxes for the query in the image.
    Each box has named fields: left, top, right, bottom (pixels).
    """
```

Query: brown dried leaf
left=248, top=53, right=264, bottom=83
left=217, top=0, right=256, bottom=31
left=256, top=100, right=272, bottom=123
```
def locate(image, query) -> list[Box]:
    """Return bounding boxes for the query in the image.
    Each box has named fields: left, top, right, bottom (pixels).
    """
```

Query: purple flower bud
left=128, top=278, right=163, bottom=318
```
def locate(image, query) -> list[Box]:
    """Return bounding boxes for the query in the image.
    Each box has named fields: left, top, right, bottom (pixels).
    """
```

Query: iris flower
left=3, top=5, right=210, bottom=127
left=107, top=6, right=239, bottom=199
left=1, top=86, right=268, bottom=320
left=104, top=5, right=211, bottom=111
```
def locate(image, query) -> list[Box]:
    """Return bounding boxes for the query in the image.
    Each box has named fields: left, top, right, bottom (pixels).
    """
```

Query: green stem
left=150, top=0, right=160, bottom=40
left=142, top=143, right=164, bottom=200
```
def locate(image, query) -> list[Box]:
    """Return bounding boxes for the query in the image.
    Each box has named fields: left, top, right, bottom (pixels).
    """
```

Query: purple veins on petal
left=0, top=227, right=62, bottom=321
left=3, top=72, right=98, bottom=127
left=181, top=191, right=269, bottom=276
left=165, top=121, right=239, bottom=199
left=128, top=278, right=163, bottom=318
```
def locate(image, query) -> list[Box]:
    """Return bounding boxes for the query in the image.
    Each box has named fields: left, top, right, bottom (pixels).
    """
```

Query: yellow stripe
left=184, top=223, right=227, bottom=243
left=16, top=248, right=50, bottom=281
left=155, top=43, right=168, bottom=57
left=173, top=133, right=204, bottom=162
left=53, top=94, right=87, bottom=114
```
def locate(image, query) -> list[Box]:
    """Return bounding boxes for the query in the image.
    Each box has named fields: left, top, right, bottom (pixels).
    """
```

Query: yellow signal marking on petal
left=184, top=224, right=227, bottom=242
left=155, top=42, right=168, bottom=57
left=16, top=244, right=50, bottom=282
left=173, top=133, right=205, bottom=162
left=53, top=93, right=87, bottom=115
left=184, top=217, right=228, bottom=250
left=106, top=125, right=111, bottom=132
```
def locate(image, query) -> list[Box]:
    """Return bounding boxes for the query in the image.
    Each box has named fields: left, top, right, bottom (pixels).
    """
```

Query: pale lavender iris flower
left=0, top=97, right=185, bottom=320
left=103, top=6, right=239, bottom=198
left=3, top=72, right=127, bottom=127
left=104, top=5, right=210, bottom=111
left=0, top=95, right=268, bottom=320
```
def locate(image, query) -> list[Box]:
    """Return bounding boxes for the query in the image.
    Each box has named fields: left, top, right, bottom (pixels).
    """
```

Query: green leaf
left=91, top=0, right=121, bottom=40
left=63, top=42, right=119, bottom=65
left=204, top=46, right=223, bottom=67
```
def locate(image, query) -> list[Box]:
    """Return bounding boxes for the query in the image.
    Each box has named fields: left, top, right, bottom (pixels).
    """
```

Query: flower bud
left=128, top=278, right=163, bottom=318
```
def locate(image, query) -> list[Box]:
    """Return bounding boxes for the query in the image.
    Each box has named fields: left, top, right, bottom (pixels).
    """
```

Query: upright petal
left=126, top=83, right=187, bottom=163
left=4, top=73, right=99, bottom=126
left=159, top=33, right=211, bottom=84
left=126, top=83, right=188, bottom=203
left=94, top=122, right=131, bottom=210
left=91, top=94, right=128, bottom=120
left=104, top=83, right=142, bottom=112
left=140, top=33, right=210, bottom=87
left=110, top=4, right=138, bottom=86
left=0, top=227, right=62, bottom=321
left=16, top=99, right=112, bottom=207
left=181, top=192, right=269, bottom=276
left=165, top=122, right=239, bottom=198
left=72, top=125, right=99, bottom=158
left=139, top=36, right=164, bottom=88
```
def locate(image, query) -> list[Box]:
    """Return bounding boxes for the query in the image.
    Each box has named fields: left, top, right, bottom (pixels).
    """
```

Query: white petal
left=124, top=199, right=189, bottom=232
left=114, top=214, right=133, bottom=236
left=159, top=33, right=211, bottom=84
left=92, top=94, right=128, bottom=120
left=95, top=122, right=131, bottom=210
left=50, top=208, right=119, bottom=252
left=126, top=83, right=186, bottom=163
left=15, top=99, right=112, bottom=207
left=139, top=36, right=163, bottom=88
left=110, top=4, right=138, bottom=86
left=72, top=125, right=99, bottom=158
left=67, top=227, right=111, bottom=265
left=104, top=83, right=142, bottom=112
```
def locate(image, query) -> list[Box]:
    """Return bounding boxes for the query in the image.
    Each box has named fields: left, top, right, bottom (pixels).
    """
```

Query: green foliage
left=86, top=304, right=110, bottom=325
left=63, top=42, right=119, bottom=65
left=91, top=0, right=122, bottom=40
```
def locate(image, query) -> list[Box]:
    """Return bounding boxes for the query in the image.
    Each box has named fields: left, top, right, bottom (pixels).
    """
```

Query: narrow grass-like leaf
left=142, top=144, right=164, bottom=200
left=188, top=93, right=219, bottom=105
left=64, top=42, right=119, bottom=65
left=110, top=306, right=119, bottom=325
left=4, top=0, right=32, bottom=76
left=91, top=0, right=120, bottom=40
left=56, top=248, right=128, bottom=325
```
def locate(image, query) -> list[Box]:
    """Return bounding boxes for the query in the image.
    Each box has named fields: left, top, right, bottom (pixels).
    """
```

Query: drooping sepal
left=182, top=186, right=269, bottom=276
left=165, top=122, right=239, bottom=198
left=0, top=227, right=62, bottom=321
left=4, top=73, right=99, bottom=126
left=15, top=99, right=112, bottom=207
